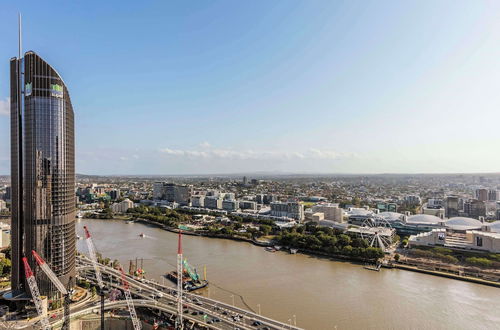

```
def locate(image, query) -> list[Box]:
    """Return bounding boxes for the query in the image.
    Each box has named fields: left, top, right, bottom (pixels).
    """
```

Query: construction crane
left=119, top=266, right=142, bottom=330
left=176, top=230, right=184, bottom=330
left=22, top=257, right=51, bottom=330
left=182, top=259, right=199, bottom=282
left=83, top=226, right=106, bottom=330
left=31, top=250, right=71, bottom=330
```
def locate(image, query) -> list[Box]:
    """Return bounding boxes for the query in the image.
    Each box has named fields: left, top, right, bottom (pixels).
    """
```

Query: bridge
left=60, top=255, right=303, bottom=330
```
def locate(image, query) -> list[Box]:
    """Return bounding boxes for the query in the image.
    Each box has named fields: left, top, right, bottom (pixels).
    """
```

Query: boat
left=126, top=220, right=134, bottom=224
left=139, top=233, right=145, bottom=238
left=274, top=245, right=282, bottom=251
left=363, top=264, right=381, bottom=271
left=165, top=271, right=209, bottom=292
left=166, top=260, right=209, bottom=291
left=290, top=248, right=298, bottom=254
left=265, top=247, right=277, bottom=252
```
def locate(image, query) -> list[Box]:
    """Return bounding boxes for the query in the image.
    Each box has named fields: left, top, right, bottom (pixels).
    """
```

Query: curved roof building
left=486, top=221, right=500, bottom=233
left=444, top=217, right=483, bottom=231
left=377, top=212, right=404, bottom=222
left=406, top=214, right=442, bottom=225
left=10, top=51, right=76, bottom=297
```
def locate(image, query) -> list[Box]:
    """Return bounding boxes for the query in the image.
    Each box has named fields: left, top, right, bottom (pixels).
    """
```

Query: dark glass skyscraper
left=10, top=51, right=76, bottom=296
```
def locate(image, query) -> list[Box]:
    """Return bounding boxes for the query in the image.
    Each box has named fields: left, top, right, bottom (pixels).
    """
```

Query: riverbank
left=391, top=263, right=500, bottom=288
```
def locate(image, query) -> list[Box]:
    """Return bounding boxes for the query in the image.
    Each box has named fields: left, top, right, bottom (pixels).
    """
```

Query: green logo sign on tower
left=51, top=84, right=63, bottom=98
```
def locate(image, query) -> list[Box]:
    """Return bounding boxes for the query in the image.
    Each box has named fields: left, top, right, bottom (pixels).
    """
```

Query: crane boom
left=182, top=259, right=199, bottom=282
left=119, top=267, right=142, bottom=330
left=83, top=226, right=104, bottom=289
left=23, top=257, right=51, bottom=330
left=32, top=250, right=68, bottom=295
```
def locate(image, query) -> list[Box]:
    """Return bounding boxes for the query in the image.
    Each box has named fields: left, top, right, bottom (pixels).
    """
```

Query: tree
left=0, top=257, right=11, bottom=276
left=259, top=225, right=272, bottom=236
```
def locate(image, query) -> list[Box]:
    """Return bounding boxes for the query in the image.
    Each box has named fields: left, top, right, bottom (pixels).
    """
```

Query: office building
left=205, top=196, right=223, bottom=209
left=475, top=189, right=488, bottom=202
left=488, top=190, right=498, bottom=201
left=312, top=203, right=345, bottom=222
left=191, top=195, right=205, bottom=208
left=0, top=222, right=11, bottom=249
left=445, top=196, right=459, bottom=218
left=404, top=195, right=422, bottom=206
left=222, top=200, right=239, bottom=211
left=239, top=201, right=257, bottom=211
left=10, top=51, right=76, bottom=296
left=463, top=199, right=486, bottom=219
left=153, top=182, right=192, bottom=205
left=108, top=189, right=120, bottom=200
left=111, top=198, right=134, bottom=213
left=270, top=202, right=305, bottom=221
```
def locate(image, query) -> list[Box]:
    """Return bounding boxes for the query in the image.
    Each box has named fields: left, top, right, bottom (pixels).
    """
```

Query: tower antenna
left=18, top=13, right=22, bottom=59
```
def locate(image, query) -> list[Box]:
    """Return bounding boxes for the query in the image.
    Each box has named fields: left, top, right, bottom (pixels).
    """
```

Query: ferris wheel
left=360, top=218, right=393, bottom=251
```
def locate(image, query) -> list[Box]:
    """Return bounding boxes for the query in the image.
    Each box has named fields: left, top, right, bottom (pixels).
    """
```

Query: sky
left=1, top=0, right=500, bottom=175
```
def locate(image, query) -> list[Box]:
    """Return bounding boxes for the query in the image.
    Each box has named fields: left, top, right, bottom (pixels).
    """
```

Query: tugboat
left=166, top=260, right=208, bottom=292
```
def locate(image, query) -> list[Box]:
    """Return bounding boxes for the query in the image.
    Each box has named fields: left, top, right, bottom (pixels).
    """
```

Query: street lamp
left=257, top=304, right=261, bottom=315
left=293, top=315, right=296, bottom=326
left=288, top=319, right=292, bottom=330
left=230, top=294, right=235, bottom=307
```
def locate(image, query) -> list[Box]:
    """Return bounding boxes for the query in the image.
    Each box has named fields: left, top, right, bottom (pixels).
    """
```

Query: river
left=75, top=219, right=500, bottom=330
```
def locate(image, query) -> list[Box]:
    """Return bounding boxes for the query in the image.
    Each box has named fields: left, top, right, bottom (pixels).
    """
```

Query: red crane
left=22, top=257, right=51, bottom=330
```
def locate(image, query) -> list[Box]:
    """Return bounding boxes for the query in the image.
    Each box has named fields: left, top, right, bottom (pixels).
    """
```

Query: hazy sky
left=1, top=1, right=500, bottom=175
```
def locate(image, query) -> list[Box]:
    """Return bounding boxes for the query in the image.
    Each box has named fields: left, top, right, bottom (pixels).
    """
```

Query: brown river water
left=75, top=219, right=500, bottom=330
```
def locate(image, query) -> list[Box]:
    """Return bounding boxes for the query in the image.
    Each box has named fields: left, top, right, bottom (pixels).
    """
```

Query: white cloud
left=0, top=98, right=9, bottom=116
left=159, top=145, right=352, bottom=161
left=199, top=141, right=211, bottom=148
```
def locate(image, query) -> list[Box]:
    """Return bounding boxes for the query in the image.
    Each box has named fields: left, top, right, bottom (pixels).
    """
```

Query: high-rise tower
left=10, top=49, right=76, bottom=296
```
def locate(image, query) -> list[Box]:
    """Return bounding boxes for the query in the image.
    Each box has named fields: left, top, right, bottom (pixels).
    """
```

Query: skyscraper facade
left=10, top=51, right=76, bottom=296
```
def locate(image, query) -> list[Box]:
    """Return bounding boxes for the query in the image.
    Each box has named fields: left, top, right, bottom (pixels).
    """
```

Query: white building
left=239, top=201, right=257, bottom=211
left=191, top=195, right=205, bottom=208
left=312, top=203, right=345, bottom=222
left=409, top=227, right=500, bottom=253
left=0, top=222, right=11, bottom=248
left=222, top=200, right=239, bottom=211
left=205, top=196, right=223, bottom=209
left=111, top=198, right=134, bottom=213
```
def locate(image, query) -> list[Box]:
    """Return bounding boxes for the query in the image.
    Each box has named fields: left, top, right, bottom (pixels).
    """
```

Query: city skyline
left=2, top=1, right=500, bottom=175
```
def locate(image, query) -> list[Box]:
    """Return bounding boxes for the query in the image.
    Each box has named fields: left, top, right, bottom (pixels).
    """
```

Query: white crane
left=83, top=226, right=104, bottom=289
left=32, top=250, right=70, bottom=329
left=22, top=257, right=51, bottom=330
left=31, top=250, right=70, bottom=329
left=83, top=226, right=106, bottom=330
left=32, top=250, right=67, bottom=295
left=119, top=267, right=142, bottom=330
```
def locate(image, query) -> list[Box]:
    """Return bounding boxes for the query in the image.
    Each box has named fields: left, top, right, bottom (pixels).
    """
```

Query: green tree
left=259, top=225, right=272, bottom=236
